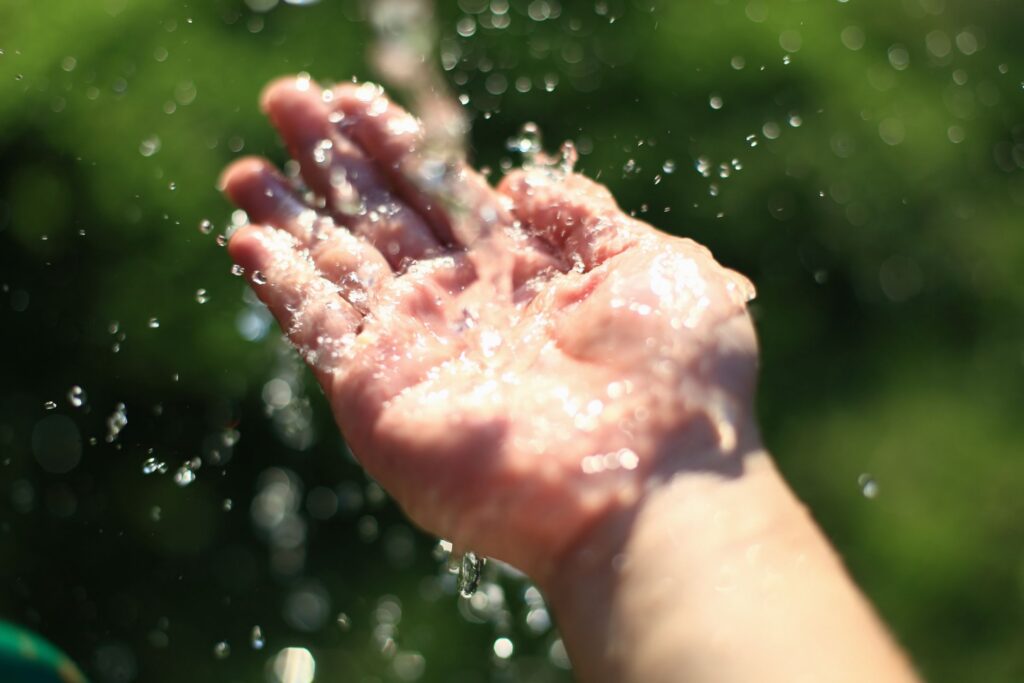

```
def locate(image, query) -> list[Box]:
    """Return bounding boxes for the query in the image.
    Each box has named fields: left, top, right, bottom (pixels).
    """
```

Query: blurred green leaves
left=1, top=0, right=1022, bottom=681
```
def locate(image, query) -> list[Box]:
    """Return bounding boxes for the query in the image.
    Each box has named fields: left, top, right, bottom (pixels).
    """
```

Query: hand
left=221, top=76, right=759, bottom=582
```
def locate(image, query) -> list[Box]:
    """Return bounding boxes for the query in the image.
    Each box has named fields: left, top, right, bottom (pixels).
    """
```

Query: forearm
left=542, top=442, right=920, bottom=683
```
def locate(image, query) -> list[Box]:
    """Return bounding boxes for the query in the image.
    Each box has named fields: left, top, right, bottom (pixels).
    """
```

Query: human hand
left=221, top=76, right=759, bottom=583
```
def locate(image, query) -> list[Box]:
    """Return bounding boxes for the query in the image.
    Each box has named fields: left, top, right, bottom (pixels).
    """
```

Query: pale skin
left=221, top=76, right=922, bottom=683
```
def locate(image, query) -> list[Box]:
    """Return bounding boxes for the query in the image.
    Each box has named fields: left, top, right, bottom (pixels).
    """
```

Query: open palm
left=223, top=77, right=759, bottom=580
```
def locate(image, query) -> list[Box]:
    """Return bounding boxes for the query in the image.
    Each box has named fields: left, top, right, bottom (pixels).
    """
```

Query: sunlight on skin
left=221, top=76, right=757, bottom=583
left=221, top=76, right=921, bottom=683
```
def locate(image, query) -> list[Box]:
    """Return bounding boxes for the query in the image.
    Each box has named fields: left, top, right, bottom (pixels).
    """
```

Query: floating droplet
left=230, top=264, right=245, bottom=277
left=250, top=625, right=265, bottom=650
left=141, top=457, right=168, bottom=475
left=433, top=539, right=454, bottom=562
left=213, top=641, right=230, bottom=659
left=67, top=386, right=86, bottom=408
left=222, top=498, right=233, bottom=511
left=148, top=317, right=160, bottom=329
left=272, top=647, right=316, bottom=683
left=493, top=637, right=514, bottom=659
left=43, top=400, right=57, bottom=411
left=195, top=288, right=209, bottom=304
left=139, top=136, right=162, bottom=157
left=312, top=139, right=333, bottom=167
left=251, top=270, right=267, bottom=285
left=106, top=403, right=128, bottom=442
left=198, top=219, right=214, bottom=235
left=506, top=122, right=543, bottom=168
left=173, top=463, right=196, bottom=487
left=662, top=159, right=676, bottom=174
left=457, top=551, right=485, bottom=598
left=336, top=613, right=351, bottom=631
left=858, top=474, right=879, bottom=499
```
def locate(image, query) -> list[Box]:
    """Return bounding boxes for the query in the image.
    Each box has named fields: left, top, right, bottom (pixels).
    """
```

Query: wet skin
left=222, top=76, right=922, bottom=683
left=221, top=76, right=758, bottom=584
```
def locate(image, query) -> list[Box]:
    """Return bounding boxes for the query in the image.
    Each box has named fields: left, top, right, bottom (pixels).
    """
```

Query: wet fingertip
left=260, top=74, right=322, bottom=114
left=260, top=76, right=297, bottom=113
left=226, top=225, right=272, bottom=271
left=495, top=169, right=529, bottom=196
left=218, top=156, right=271, bottom=197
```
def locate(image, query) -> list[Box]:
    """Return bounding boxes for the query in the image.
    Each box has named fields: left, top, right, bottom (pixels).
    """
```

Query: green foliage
left=0, top=0, right=1022, bottom=681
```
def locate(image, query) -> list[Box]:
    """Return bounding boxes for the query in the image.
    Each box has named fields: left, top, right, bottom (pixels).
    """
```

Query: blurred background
left=1, top=0, right=1022, bottom=681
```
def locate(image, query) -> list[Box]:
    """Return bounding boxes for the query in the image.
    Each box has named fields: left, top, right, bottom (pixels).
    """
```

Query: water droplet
left=272, top=647, right=316, bottom=683
left=139, top=136, right=162, bottom=157
left=195, top=288, right=209, bottom=304
left=148, top=317, right=160, bottom=329
left=142, top=457, right=168, bottom=475
left=858, top=474, right=879, bottom=499
left=222, top=498, right=233, bottom=511
left=336, top=613, right=351, bottom=631
left=67, top=386, right=86, bottom=408
left=312, top=139, right=333, bottom=167
left=251, top=270, right=267, bottom=285
left=213, top=641, right=230, bottom=659
left=432, top=539, right=453, bottom=562
left=230, top=264, right=245, bottom=277
left=506, top=122, right=543, bottom=158
left=43, top=400, right=57, bottom=411
left=662, top=159, right=676, bottom=174
left=250, top=625, right=265, bottom=650
left=173, top=463, right=196, bottom=487
left=695, top=156, right=712, bottom=178
left=457, top=551, right=485, bottom=598
left=198, top=219, right=214, bottom=235
left=548, top=637, right=571, bottom=669
left=493, top=637, right=514, bottom=659
left=106, top=403, right=128, bottom=442
left=709, top=93, right=723, bottom=110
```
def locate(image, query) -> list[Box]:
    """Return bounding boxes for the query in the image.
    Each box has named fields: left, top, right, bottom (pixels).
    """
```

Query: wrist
left=540, top=416, right=784, bottom=591
left=538, top=428, right=817, bottom=681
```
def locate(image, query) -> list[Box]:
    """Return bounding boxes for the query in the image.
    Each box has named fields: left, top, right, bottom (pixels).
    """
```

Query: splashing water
left=507, top=122, right=578, bottom=177
left=105, top=403, right=128, bottom=442
left=142, top=457, right=168, bottom=475
left=457, top=551, right=486, bottom=598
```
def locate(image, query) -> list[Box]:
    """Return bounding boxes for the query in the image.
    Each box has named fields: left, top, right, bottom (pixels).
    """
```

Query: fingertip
left=496, top=169, right=529, bottom=198
left=226, top=224, right=270, bottom=271
left=218, top=156, right=272, bottom=198
left=260, top=74, right=320, bottom=114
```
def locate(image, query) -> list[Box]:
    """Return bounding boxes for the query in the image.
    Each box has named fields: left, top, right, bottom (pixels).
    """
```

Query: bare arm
left=220, top=75, right=920, bottom=683
left=545, top=428, right=920, bottom=683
